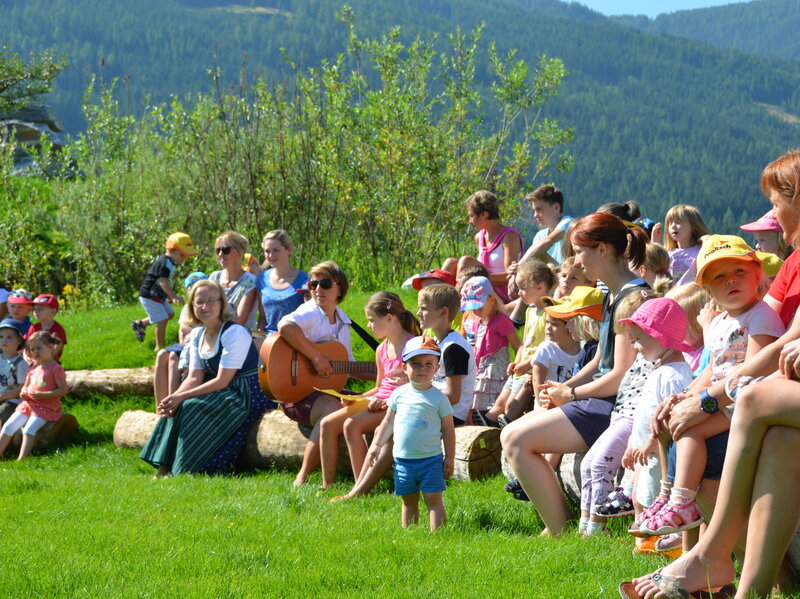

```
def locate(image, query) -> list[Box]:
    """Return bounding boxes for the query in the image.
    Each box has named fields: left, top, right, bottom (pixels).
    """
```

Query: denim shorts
left=502, top=373, right=528, bottom=395
left=667, top=430, right=729, bottom=482
left=394, top=454, right=446, bottom=496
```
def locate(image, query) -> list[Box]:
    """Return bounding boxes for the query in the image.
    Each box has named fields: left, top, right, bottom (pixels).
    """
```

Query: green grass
left=11, top=299, right=799, bottom=598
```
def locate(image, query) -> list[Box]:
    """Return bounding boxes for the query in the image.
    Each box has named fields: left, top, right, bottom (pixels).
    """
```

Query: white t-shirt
left=188, top=323, right=252, bottom=371
left=706, top=300, right=785, bottom=385
left=279, top=301, right=354, bottom=360
left=433, top=330, right=476, bottom=422
left=531, top=340, right=581, bottom=384
left=611, top=354, right=654, bottom=419
left=532, top=215, right=573, bottom=265
left=631, top=362, right=694, bottom=448
left=705, top=300, right=784, bottom=419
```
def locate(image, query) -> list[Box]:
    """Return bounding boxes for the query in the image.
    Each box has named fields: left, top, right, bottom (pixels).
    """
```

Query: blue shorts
left=667, top=430, right=729, bottom=482
left=393, top=454, right=446, bottom=496
left=502, top=373, right=528, bottom=395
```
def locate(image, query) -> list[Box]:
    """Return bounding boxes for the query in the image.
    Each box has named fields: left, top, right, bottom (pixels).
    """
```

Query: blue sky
left=576, top=0, right=742, bottom=18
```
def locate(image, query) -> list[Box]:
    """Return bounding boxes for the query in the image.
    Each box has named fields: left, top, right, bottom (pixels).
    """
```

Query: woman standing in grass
left=255, top=230, right=308, bottom=335
left=141, top=279, right=271, bottom=476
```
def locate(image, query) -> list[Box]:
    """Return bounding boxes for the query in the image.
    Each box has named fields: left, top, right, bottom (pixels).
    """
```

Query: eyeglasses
left=308, top=278, right=333, bottom=290
left=215, top=246, right=233, bottom=255
left=193, top=298, right=222, bottom=307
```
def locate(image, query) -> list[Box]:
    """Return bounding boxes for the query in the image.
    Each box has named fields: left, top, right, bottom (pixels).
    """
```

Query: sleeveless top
left=373, top=339, right=408, bottom=399
left=194, top=321, right=259, bottom=382
left=477, top=226, right=524, bottom=303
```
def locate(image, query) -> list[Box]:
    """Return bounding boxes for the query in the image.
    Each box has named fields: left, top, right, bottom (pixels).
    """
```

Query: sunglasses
left=215, top=246, right=233, bottom=255
left=308, top=278, right=333, bottom=290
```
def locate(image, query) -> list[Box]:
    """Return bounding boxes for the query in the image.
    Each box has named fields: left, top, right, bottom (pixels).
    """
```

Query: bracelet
left=569, top=388, right=577, bottom=402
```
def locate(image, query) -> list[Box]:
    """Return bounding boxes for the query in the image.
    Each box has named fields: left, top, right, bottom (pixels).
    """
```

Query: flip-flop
left=618, top=569, right=736, bottom=598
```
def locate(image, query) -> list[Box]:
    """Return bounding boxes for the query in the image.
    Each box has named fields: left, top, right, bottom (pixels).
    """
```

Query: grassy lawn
left=6, top=296, right=795, bottom=598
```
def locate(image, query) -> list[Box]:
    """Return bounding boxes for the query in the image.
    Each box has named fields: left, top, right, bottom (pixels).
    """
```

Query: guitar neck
left=330, top=361, right=376, bottom=375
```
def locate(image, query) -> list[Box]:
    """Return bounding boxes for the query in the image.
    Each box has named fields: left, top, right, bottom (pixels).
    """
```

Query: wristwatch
left=699, top=390, right=719, bottom=414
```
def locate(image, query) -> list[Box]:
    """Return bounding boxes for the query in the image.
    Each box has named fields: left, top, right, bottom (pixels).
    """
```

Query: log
left=451, top=425, right=503, bottom=482
left=67, top=367, right=153, bottom=398
left=9, top=413, right=79, bottom=449
left=113, top=410, right=502, bottom=481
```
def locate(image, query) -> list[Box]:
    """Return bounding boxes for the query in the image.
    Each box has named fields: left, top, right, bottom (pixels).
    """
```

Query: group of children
left=0, top=289, right=69, bottom=460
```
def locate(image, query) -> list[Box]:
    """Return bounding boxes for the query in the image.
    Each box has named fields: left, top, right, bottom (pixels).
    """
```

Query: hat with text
left=695, top=235, right=761, bottom=285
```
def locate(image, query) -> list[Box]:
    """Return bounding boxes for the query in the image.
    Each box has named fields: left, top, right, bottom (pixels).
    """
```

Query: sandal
left=596, top=486, right=634, bottom=518
left=619, top=569, right=736, bottom=598
left=640, top=501, right=703, bottom=536
left=629, top=495, right=668, bottom=537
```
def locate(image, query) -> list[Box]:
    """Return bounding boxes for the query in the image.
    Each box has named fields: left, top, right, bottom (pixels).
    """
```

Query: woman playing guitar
left=277, top=260, right=372, bottom=487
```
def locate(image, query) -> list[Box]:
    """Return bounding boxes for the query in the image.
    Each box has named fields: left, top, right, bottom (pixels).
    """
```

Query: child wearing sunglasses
left=132, top=232, right=199, bottom=350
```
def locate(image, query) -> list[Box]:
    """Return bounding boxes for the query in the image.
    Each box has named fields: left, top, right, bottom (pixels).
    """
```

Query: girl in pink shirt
left=461, top=276, right=521, bottom=425
left=0, top=331, right=67, bottom=460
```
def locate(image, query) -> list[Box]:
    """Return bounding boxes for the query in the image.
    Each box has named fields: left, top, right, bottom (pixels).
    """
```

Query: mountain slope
left=2, top=0, right=799, bottom=231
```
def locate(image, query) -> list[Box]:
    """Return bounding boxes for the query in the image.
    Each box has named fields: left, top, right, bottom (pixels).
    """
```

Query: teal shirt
left=389, top=384, right=453, bottom=460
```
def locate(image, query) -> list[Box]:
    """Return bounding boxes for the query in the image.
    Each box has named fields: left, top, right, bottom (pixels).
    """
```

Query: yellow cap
left=695, top=235, right=760, bottom=284
left=166, top=232, right=199, bottom=257
left=755, top=252, right=783, bottom=278
left=542, top=286, right=605, bottom=320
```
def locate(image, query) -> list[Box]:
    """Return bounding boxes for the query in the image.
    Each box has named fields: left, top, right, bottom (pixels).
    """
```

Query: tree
left=0, top=45, right=67, bottom=114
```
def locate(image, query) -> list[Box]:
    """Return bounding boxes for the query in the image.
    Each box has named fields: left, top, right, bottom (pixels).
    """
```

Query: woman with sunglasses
left=255, top=230, right=308, bottom=335
left=278, top=261, right=367, bottom=487
left=209, top=231, right=258, bottom=330
left=140, top=279, right=273, bottom=476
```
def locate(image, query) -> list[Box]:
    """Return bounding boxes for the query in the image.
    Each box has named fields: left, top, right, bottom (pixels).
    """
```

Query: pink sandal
left=628, top=495, right=669, bottom=537
left=640, top=500, right=703, bottom=536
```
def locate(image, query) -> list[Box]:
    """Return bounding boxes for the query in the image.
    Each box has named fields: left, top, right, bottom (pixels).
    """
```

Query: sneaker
left=640, top=500, right=703, bottom=536
left=595, top=487, right=634, bottom=518
left=497, top=414, right=510, bottom=428
left=503, top=478, right=529, bottom=501
left=131, top=319, right=146, bottom=342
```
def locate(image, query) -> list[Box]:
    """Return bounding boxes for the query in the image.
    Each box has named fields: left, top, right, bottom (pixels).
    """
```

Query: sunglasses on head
left=308, top=278, right=333, bottom=290
left=215, top=246, right=233, bottom=255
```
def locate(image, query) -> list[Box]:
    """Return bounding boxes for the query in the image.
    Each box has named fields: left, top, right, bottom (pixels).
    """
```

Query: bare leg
left=441, top=257, right=458, bottom=277
left=424, top=491, right=446, bottom=531
left=154, top=318, right=169, bottom=351
left=153, top=349, right=171, bottom=406
left=0, top=432, right=11, bottom=457
left=167, top=352, right=182, bottom=395
left=17, top=433, right=36, bottom=460
left=293, top=395, right=341, bottom=487
left=506, top=385, right=534, bottom=422
left=343, top=409, right=385, bottom=481
left=401, top=492, right=420, bottom=528
left=672, top=413, right=730, bottom=491
left=501, top=407, right=588, bottom=535
left=338, top=441, right=393, bottom=499
left=735, top=426, right=800, bottom=598
left=632, top=379, right=800, bottom=597
left=319, top=406, right=351, bottom=488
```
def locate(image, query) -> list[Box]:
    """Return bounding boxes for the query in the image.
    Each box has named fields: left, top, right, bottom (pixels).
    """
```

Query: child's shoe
left=595, top=486, right=634, bottom=518
left=503, top=478, right=530, bottom=501
left=654, top=532, right=683, bottom=558
left=131, top=319, right=146, bottom=342
left=632, top=535, right=660, bottom=555
left=628, top=495, right=669, bottom=537
left=640, top=500, right=703, bottom=536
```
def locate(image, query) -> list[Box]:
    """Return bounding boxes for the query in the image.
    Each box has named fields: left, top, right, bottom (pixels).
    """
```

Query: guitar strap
left=345, top=314, right=379, bottom=353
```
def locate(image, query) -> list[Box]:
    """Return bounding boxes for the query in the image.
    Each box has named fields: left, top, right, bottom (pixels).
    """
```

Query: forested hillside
left=2, top=0, right=799, bottom=231
left=613, top=0, right=800, bottom=61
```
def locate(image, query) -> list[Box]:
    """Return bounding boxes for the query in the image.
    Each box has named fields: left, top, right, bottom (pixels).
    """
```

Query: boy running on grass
left=131, top=232, right=198, bottom=351
left=367, top=336, right=455, bottom=531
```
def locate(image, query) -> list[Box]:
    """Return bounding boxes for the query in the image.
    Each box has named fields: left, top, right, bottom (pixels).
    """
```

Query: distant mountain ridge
left=2, top=0, right=799, bottom=232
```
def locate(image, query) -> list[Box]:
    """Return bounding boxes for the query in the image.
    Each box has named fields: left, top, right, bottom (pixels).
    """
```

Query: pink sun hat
left=740, top=210, right=783, bottom=233
left=617, top=297, right=695, bottom=354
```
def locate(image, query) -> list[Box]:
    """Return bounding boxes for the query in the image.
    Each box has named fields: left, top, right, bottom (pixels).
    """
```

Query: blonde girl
left=319, top=292, right=421, bottom=488
left=460, top=276, right=521, bottom=425
left=632, top=242, right=672, bottom=288
left=662, top=204, right=711, bottom=284
left=486, top=259, right=555, bottom=425
left=0, top=331, right=67, bottom=460
left=636, top=235, right=784, bottom=538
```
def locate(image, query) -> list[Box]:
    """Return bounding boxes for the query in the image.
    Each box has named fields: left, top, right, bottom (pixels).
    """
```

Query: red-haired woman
left=501, top=213, right=649, bottom=535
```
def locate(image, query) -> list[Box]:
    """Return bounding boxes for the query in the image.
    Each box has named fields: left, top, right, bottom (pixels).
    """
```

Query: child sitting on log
left=0, top=331, right=67, bottom=460
left=0, top=318, right=29, bottom=425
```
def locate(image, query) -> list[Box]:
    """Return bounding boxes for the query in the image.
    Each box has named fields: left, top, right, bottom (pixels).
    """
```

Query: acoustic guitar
left=258, top=333, right=377, bottom=403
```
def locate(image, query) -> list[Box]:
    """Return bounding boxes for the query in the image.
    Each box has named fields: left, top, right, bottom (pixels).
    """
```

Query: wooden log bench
left=66, top=367, right=153, bottom=398
left=6, top=413, right=79, bottom=450
left=114, top=409, right=503, bottom=481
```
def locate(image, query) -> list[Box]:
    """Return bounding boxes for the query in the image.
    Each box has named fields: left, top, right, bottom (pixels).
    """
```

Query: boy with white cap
left=367, top=336, right=456, bottom=531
